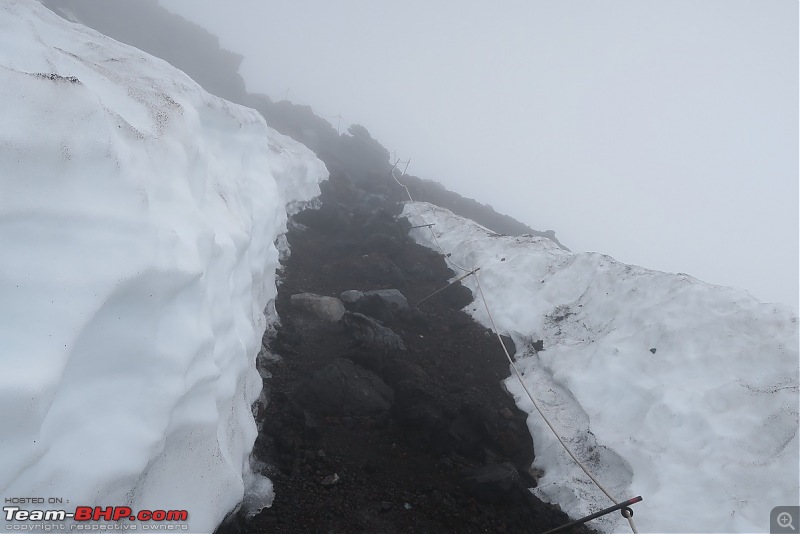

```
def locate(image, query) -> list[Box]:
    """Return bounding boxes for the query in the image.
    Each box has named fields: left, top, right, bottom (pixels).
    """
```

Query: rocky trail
left=215, top=170, right=593, bottom=533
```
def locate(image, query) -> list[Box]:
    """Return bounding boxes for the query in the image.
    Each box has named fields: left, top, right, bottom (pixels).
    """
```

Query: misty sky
left=161, top=0, right=798, bottom=310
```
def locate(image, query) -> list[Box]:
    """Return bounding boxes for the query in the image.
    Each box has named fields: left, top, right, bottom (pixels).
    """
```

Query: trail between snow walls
left=215, top=170, right=594, bottom=533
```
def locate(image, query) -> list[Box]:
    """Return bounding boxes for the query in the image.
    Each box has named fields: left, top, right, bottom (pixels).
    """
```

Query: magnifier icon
left=778, top=512, right=796, bottom=531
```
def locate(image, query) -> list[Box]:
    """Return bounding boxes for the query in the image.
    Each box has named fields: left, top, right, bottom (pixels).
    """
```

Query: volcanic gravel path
left=216, top=190, right=593, bottom=533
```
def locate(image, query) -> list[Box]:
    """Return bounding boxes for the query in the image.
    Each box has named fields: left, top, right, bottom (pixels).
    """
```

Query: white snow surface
left=0, top=1, right=326, bottom=531
left=404, top=202, right=799, bottom=533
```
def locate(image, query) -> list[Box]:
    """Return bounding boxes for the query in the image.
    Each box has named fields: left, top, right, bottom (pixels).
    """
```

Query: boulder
left=342, top=312, right=406, bottom=351
left=290, top=293, right=345, bottom=322
left=346, top=289, right=409, bottom=322
left=364, top=289, right=409, bottom=310
left=441, top=281, right=473, bottom=309
left=292, top=358, right=394, bottom=416
left=340, top=290, right=364, bottom=304
left=346, top=347, right=387, bottom=374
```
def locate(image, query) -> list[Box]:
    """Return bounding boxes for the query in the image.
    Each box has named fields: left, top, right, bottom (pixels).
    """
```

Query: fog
left=161, top=0, right=798, bottom=310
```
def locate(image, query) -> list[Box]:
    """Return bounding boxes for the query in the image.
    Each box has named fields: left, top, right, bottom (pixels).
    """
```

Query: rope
left=390, top=163, right=471, bottom=274
left=291, top=102, right=641, bottom=530
left=394, top=158, right=639, bottom=533
left=474, top=273, right=639, bottom=534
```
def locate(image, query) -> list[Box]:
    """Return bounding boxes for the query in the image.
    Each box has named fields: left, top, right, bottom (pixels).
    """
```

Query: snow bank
left=405, top=202, right=799, bottom=533
left=0, top=1, right=326, bottom=531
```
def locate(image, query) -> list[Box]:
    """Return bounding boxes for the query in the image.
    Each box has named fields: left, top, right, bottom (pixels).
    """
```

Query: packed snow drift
left=405, top=202, right=799, bottom=533
left=0, top=1, right=326, bottom=531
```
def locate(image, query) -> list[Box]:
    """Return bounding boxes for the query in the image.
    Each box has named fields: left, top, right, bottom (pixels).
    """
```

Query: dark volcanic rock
left=394, top=379, right=447, bottom=429
left=342, top=312, right=406, bottom=351
left=292, top=358, right=394, bottom=416
left=499, top=334, right=516, bottom=358
left=381, top=358, right=450, bottom=434
left=441, top=280, right=474, bottom=309
left=364, top=289, right=409, bottom=309
left=462, top=463, right=521, bottom=504
left=345, top=289, right=410, bottom=323
left=381, top=357, right=431, bottom=388
left=346, top=347, right=387, bottom=375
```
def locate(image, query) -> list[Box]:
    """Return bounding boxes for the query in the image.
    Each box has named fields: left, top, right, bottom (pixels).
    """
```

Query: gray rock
left=292, top=358, right=394, bottom=416
left=340, top=290, right=364, bottom=304
left=343, top=289, right=409, bottom=322
left=290, top=292, right=345, bottom=322
left=363, top=289, right=409, bottom=310
left=342, top=312, right=406, bottom=351
left=321, top=473, right=340, bottom=487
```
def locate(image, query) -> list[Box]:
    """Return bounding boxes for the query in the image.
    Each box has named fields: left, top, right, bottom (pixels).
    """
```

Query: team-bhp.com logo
left=4, top=504, right=188, bottom=531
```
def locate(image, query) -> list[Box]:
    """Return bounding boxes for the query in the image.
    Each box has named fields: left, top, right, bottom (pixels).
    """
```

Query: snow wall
left=405, top=202, right=799, bottom=533
left=0, top=1, right=326, bottom=531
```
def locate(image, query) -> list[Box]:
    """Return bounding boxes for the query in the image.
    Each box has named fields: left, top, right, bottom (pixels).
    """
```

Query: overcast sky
left=161, top=0, right=798, bottom=310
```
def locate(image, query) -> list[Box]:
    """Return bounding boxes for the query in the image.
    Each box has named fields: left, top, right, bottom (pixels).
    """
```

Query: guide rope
left=288, top=105, right=640, bottom=530
left=474, top=272, right=639, bottom=534
left=392, top=159, right=640, bottom=534
left=389, top=161, right=472, bottom=274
